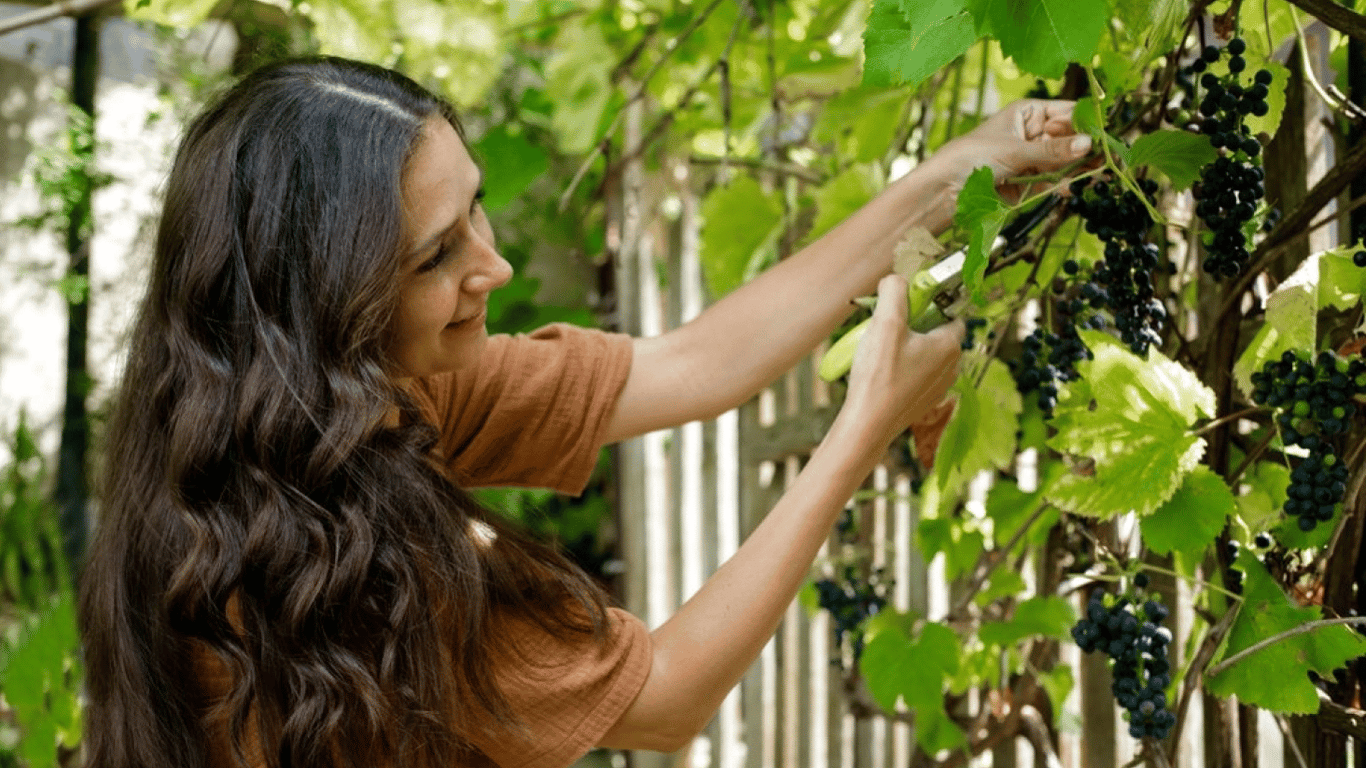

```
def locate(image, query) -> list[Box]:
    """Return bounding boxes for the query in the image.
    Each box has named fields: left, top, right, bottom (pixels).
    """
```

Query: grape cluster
left=1071, top=587, right=1176, bottom=740
left=1068, top=176, right=1167, bottom=356
left=1009, top=322, right=1093, bottom=415
left=1251, top=350, right=1366, bottom=531
left=813, top=565, right=891, bottom=663
left=1192, top=38, right=1272, bottom=279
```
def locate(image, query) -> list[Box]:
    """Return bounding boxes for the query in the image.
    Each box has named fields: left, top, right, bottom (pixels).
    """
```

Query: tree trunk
left=54, top=12, right=98, bottom=571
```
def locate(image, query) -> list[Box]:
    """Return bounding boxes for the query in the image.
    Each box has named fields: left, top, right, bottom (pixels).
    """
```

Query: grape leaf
left=1, top=593, right=82, bottom=768
left=1038, top=665, right=1075, bottom=724
left=125, top=0, right=223, bottom=30
left=472, top=127, right=549, bottom=213
left=1141, top=466, right=1234, bottom=556
left=545, top=25, right=616, bottom=154
left=975, top=568, right=1029, bottom=606
left=862, top=0, right=978, bottom=89
left=700, top=176, right=784, bottom=298
left=806, top=164, right=880, bottom=245
left=983, top=0, right=1110, bottom=79
left=1235, top=461, right=1291, bottom=536
left=1320, top=248, right=1366, bottom=311
left=1046, top=332, right=1214, bottom=518
left=1234, top=253, right=1319, bottom=399
left=860, top=620, right=965, bottom=752
left=1071, top=97, right=1130, bottom=164
left=954, top=166, right=1008, bottom=304
left=917, top=517, right=986, bottom=581
left=1207, top=552, right=1366, bottom=712
left=984, top=461, right=1064, bottom=547
left=933, top=358, right=1022, bottom=496
left=979, top=596, right=1076, bottom=647
left=1244, top=60, right=1291, bottom=141
left=1126, top=130, right=1218, bottom=191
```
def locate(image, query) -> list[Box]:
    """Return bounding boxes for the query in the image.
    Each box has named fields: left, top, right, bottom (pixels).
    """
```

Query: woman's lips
left=447, top=309, right=485, bottom=329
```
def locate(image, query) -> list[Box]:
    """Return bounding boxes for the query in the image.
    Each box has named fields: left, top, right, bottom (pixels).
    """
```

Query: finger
left=1013, top=134, right=1092, bottom=172
left=874, top=274, right=909, bottom=325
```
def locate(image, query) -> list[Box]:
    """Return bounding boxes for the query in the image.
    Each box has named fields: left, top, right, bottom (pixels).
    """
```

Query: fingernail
left=1071, top=135, right=1092, bottom=154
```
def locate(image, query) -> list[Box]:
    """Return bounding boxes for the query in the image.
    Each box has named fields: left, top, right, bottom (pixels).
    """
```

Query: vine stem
left=1191, top=406, right=1267, bottom=436
left=1082, top=67, right=1167, bottom=227
left=1205, top=616, right=1366, bottom=678
left=949, top=502, right=1052, bottom=619
left=1138, top=562, right=1246, bottom=603
left=1276, top=712, right=1312, bottom=768
left=1288, top=4, right=1366, bottom=123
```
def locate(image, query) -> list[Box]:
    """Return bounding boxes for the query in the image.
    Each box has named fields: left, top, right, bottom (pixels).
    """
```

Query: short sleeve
left=471, top=607, right=652, bottom=768
left=413, top=323, right=634, bottom=495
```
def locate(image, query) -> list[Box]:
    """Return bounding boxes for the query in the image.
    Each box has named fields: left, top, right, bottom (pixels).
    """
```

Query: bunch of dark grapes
left=1071, top=580, right=1176, bottom=740
left=1009, top=321, right=1094, bottom=415
left=1068, top=176, right=1167, bottom=356
left=813, top=565, right=892, bottom=663
left=1192, top=38, right=1272, bottom=279
left=1250, top=350, right=1366, bottom=531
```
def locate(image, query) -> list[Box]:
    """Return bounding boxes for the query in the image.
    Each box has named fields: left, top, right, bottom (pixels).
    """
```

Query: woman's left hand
left=938, top=99, right=1093, bottom=203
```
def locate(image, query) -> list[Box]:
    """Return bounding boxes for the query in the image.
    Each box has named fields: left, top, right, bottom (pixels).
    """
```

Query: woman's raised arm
left=597, top=274, right=962, bottom=751
left=600, top=99, right=1091, bottom=445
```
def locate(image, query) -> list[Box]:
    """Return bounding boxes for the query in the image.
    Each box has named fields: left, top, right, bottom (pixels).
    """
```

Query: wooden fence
left=604, top=24, right=1345, bottom=767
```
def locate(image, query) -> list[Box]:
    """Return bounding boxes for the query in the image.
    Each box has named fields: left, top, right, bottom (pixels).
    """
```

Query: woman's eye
left=471, top=187, right=486, bottom=215
left=417, top=244, right=449, bottom=274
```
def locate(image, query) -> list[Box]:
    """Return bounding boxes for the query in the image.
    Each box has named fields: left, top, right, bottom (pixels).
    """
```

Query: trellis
left=603, top=20, right=1356, bottom=768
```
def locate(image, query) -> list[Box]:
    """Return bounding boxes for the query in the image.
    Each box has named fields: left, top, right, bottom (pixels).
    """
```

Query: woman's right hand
left=837, top=274, right=964, bottom=452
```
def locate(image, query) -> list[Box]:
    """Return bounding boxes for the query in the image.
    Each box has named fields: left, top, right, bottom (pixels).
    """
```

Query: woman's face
left=390, top=118, right=512, bottom=378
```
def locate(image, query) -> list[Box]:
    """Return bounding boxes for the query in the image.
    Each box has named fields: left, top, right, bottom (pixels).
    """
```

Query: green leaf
left=860, top=620, right=965, bottom=753
left=1207, top=553, right=1366, bottom=712
left=1320, top=247, right=1366, bottom=312
left=124, top=0, right=219, bottom=28
left=975, top=568, right=1029, bottom=606
left=862, top=0, right=978, bottom=89
left=1140, top=466, right=1234, bottom=556
left=806, top=164, right=880, bottom=244
left=1125, top=130, right=1217, bottom=190
left=1071, top=96, right=1129, bottom=163
left=813, top=86, right=912, bottom=162
left=1235, top=461, right=1291, bottom=535
left=1244, top=60, right=1291, bottom=140
left=472, top=127, right=548, bottom=213
left=953, top=166, right=1008, bottom=304
left=933, top=358, right=1022, bottom=495
left=979, top=596, right=1076, bottom=647
left=984, top=462, right=1063, bottom=547
left=545, top=25, right=616, bottom=154
left=1046, top=332, right=1214, bottom=518
left=985, top=0, right=1110, bottom=79
left=1, top=593, right=82, bottom=766
left=1234, top=252, right=1319, bottom=399
left=917, top=517, right=986, bottom=581
left=1038, top=665, right=1075, bottom=724
left=699, top=176, right=784, bottom=298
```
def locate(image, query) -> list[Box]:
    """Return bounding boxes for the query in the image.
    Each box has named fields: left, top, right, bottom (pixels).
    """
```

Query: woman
left=77, top=57, right=1087, bottom=768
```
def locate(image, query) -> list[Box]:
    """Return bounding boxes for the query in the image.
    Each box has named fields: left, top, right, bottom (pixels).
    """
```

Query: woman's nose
left=464, top=241, right=513, bottom=295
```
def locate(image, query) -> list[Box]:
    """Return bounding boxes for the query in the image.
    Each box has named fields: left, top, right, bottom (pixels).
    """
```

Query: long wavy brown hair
left=78, top=57, right=608, bottom=768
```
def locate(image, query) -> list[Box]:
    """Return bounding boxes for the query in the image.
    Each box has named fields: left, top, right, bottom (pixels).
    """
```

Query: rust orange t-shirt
left=197, top=323, right=651, bottom=768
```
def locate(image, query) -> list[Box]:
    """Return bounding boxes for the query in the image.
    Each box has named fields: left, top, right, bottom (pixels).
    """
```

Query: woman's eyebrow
left=407, top=168, right=484, bottom=260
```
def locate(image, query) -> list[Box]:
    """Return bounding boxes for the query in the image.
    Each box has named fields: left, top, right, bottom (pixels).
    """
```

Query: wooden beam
left=0, top=0, right=121, bottom=37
